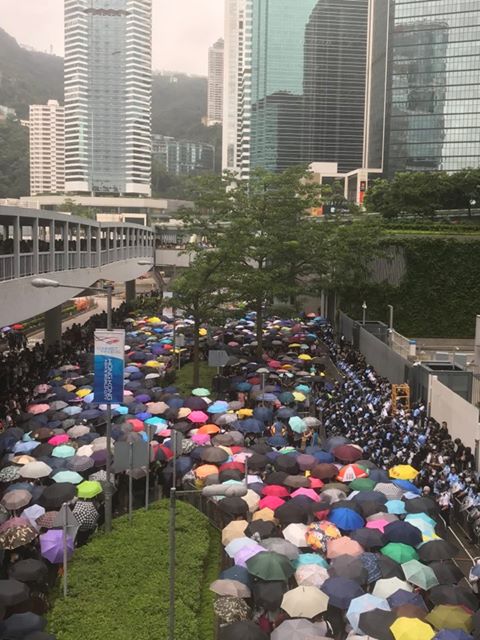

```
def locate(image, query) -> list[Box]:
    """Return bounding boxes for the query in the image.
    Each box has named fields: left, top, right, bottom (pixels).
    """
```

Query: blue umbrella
left=392, top=479, right=421, bottom=494
left=360, top=552, right=382, bottom=583
left=266, top=436, right=287, bottom=447
left=235, top=418, right=263, bottom=434
left=387, top=588, right=426, bottom=610
left=294, top=553, right=328, bottom=569
left=52, top=470, right=83, bottom=484
left=236, top=382, right=252, bottom=392
left=13, top=441, right=40, bottom=454
left=256, top=393, right=277, bottom=402
left=321, top=577, right=364, bottom=609
left=207, top=401, right=229, bottom=414
left=369, top=469, right=390, bottom=482
left=434, top=631, right=473, bottom=640
left=386, top=499, right=407, bottom=515
left=253, top=407, right=273, bottom=423
left=329, top=507, right=365, bottom=531
left=383, top=521, right=423, bottom=547
left=276, top=408, right=295, bottom=420
left=220, top=565, right=251, bottom=586
left=166, top=397, right=184, bottom=409
left=347, top=593, right=390, bottom=632
left=289, top=416, right=307, bottom=434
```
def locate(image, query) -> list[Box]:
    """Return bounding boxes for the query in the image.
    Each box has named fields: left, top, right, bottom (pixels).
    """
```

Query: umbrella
left=40, top=484, right=76, bottom=509
left=429, top=586, right=478, bottom=611
left=427, top=605, right=473, bottom=632
left=390, top=616, right=435, bottom=640
left=222, top=520, right=248, bottom=546
left=52, top=470, right=83, bottom=485
left=271, top=618, right=330, bottom=640
left=51, top=445, right=75, bottom=458
left=251, top=580, right=287, bottom=610
left=281, top=585, right=329, bottom=618
left=67, top=456, right=94, bottom=473
left=19, top=461, right=52, bottom=479
left=329, top=507, right=365, bottom=531
left=214, top=596, right=250, bottom=623
left=209, top=579, right=251, bottom=598
left=0, top=466, right=21, bottom=482
left=282, top=522, right=308, bottom=547
left=347, top=593, right=391, bottom=633
left=187, top=411, right=209, bottom=423
left=430, top=561, right=464, bottom=586
left=402, top=559, right=439, bottom=590
left=220, top=566, right=251, bottom=587
left=0, top=613, right=47, bottom=638
left=218, top=497, right=249, bottom=517
left=384, top=521, right=423, bottom=547
left=199, top=447, right=229, bottom=464
left=218, top=620, right=268, bottom=640
left=2, top=489, right=32, bottom=511
left=226, top=537, right=261, bottom=559
left=9, top=559, right=48, bottom=584
left=381, top=542, right=419, bottom=564
left=261, top=538, right=299, bottom=561
left=0, top=521, right=38, bottom=549
left=0, top=579, right=30, bottom=606
left=434, top=632, right=473, bottom=640
left=321, top=576, right=364, bottom=609
left=244, top=520, right=277, bottom=540
left=373, top=578, right=413, bottom=599
left=389, top=465, right=419, bottom=481
left=40, top=529, right=74, bottom=563
left=246, top=551, right=294, bottom=581
left=329, top=554, right=369, bottom=584
left=350, top=528, right=385, bottom=549
left=333, top=444, right=363, bottom=463
left=77, top=480, right=103, bottom=499
left=418, top=540, right=458, bottom=563
left=327, top=536, right=363, bottom=558
left=72, top=501, right=99, bottom=530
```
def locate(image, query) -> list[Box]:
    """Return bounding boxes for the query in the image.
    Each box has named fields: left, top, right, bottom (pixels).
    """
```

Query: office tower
left=64, top=0, right=152, bottom=196
left=222, top=0, right=252, bottom=174
left=152, top=135, right=215, bottom=175
left=207, top=38, right=224, bottom=126
left=29, top=100, right=65, bottom=196
left=383, top=0, right=480, bottom=175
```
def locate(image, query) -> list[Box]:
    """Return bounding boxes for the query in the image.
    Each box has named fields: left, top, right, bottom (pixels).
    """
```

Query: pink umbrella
left=0, top=517, right=31, bottom=533
left=191, top=433, right=211, bottom=445
left=309, top=478, right=324, bottom=489
left=34, top=384, right=51, bottom=395
left=233, top=452, right=252, bottom=464
left=366, top=518, right=390, bottom=533
left=27, top=404, right=50, bottom=415
left=188, top=411, right=209, bottom=424
left=291, top=488, right=321, bottom=502
left=234, top=543, right=265, bottom=567
left=156, top=429, right=172, bottom=438
left=48, top=435, right=69, bottom=446
left=326, top=536, right=364, bottom=559
left=259, top=496, right=285, bottom=510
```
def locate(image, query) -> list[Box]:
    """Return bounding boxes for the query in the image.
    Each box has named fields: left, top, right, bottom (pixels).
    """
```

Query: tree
left=0, top=118, right=29, bottom=198
left=171, top=252, right=234, bottom=387
left=58, top=198, right=96, bottom=219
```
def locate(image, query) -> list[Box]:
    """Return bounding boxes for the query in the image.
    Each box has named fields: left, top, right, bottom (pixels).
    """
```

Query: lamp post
left=32, top=277, right=115, bottom=531
left=362, top=300, right=367, bottom=326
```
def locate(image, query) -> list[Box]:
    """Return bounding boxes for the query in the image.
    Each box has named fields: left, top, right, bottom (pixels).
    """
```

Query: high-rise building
left=64, top=0, right=152, bottom=196
left=381, top=0, right=480, bottom=175
left=29, top=100, right=65, bottom=196
left=207, top=38, right=224, bottom=126
left=152, top=135, right=215, bottom=175
left=224, top=0, right=370, bottom=176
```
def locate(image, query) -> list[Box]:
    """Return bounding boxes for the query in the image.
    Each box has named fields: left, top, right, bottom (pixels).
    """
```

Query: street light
left=32, top=277, right=115, bottom=532
left=387, top=304, right=394, bottom=332
left=362, top=300, right=367, bottom=325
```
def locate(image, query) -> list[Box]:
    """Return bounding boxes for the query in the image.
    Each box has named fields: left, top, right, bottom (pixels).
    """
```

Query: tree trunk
left=255, top=297, right=263, bottom=361
left=193, top=314, right=201, bottom=388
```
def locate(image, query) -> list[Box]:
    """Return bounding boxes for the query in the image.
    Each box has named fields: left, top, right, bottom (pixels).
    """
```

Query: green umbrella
left=192, top=388, right=210, bottom=397
left=77, top=480, right=103, bottom=499
left=349, top=478, right=376, bottom=492
left=381, top=542, right=419, bottom=564
left=402, top=559, right=439, bottom=590
left=246, top=551, right=294, bottom=581
left=52, top=471, right=83, bottom=485
left=51, top=445, right=76, bottom=459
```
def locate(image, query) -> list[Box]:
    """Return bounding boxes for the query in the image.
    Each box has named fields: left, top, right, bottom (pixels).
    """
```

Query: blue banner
left=94, top=329, right=125, bottom=404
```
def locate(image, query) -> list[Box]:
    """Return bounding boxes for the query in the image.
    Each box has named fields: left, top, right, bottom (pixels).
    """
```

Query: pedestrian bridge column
left=44, top=304, right=63, bottom=350
left=125, top=280, right=136, bottom=304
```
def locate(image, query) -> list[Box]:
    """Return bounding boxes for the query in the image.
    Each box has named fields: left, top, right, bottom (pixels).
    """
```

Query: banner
left=94, top=329, right=125, bottom=403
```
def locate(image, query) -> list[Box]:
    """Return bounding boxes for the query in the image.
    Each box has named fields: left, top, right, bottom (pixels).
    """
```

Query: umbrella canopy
left=0, top=521, right=38, bottom=549
left=210, top=579, right=251, bottom=598
left=40, top=529, right=74, bottom=564
left=214, top=596, right=251, bottom=623
left=271, top=619, right=330, bottom=640
left=329, top=554, right=369, bottom=584
left=0, top=613, right=47, bottom=638
left=9, top=559, right=48, bottom=584
left=381, top=542, right=419, bottom=564
left=222, top=520, right=248, bottom=546
left=427, top=605, right=474, bottom=632
left=219, top=620, right=268, bottom=640
left=1, top=489, right=32, bottom=511
left=321, top=576, right=364, bottom=609
left=281, top=585, right=329, bottom=618
left=347, top=593, right=391, bottom=633
left=19, top=461, right=52, bottom=479
left=77, top=480, right=103, bottom=499
left=402, top=559, right=439, bottom=590
left=373, top=578, right=413, bottom=599
left=390, top=616, right=435, bottom=640
left=246, top=551, right=294, bottom=581
left=0, top=579, right=30, bottom=606
left=40, top=484, right=76, bottom=510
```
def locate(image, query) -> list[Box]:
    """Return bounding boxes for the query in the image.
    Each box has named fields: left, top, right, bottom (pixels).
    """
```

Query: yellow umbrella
left=426, top=605, right=473, bottom=632
left=391, top=617, right=434, bottom=640
left=252, top=508, right=277, bottom=523
left=222, top=520, right=248, bottom=546
left=76, top=388, right=92, bottom=398
left=63, top=384, right=76, bottom=392
left=237, top=408, right=253, bottom=418
left=298, top=354, right=312, bottom=361
left=145, top=360, right=161, bottom=368
left=293, top=392, right=306, bottom=402
left=242, top=489, right=261, bottom=513
left=199, top=328, right=207, bottom=336
left=289, top=343, right=301, bottom=348
left=147, top=316, right=162, bottom=324
left=389, top=465, right=419, bottom=481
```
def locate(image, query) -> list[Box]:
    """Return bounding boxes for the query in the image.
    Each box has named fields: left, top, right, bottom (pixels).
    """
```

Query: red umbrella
left=261, top=485, right=290, bottom=498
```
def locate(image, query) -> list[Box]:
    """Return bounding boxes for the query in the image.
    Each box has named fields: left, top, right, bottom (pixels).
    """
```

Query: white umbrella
left=281, top=586, right=329, bottom=619
left=283, top=522, right=309, bottom=547
left=372, top=577, right=412, bottom=599
left=19, top=461, right=52, bottom=479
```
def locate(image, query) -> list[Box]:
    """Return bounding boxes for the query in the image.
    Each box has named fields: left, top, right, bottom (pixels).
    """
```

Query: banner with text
left=94, top=329, right=125, bottom=403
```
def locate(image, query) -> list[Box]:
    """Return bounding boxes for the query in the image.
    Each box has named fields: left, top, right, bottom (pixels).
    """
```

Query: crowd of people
left=1, top=301, right=480, bottom=639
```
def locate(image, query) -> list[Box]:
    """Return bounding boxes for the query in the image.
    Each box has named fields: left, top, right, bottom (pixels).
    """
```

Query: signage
left=94, top=329, right=125, bottom=403
left=208, top=350, right=230, bottom=368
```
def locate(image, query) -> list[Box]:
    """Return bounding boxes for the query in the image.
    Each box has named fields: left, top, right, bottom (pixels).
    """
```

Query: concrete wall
left=430, top=376, right=480, bottom=454
left=155, top=249, right=192, bottom=268
left=359, top=325, right=411, bottom=384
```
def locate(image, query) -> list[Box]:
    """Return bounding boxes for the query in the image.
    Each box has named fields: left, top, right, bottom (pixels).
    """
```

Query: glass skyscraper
left=247, top=0, right=369, bottom=173
left=385, top=0, right=480, bottom=175
left=64, top=0, right=152, bottom=196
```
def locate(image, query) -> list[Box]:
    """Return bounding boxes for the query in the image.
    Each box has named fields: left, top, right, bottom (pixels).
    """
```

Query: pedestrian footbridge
left=0, top=206, right=155, bottom=329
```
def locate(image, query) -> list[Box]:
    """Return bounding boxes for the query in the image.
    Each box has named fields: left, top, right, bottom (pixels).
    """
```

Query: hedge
left=48, top=501, right=221, bottom=640
left=341, top=236, right=480, bottom=339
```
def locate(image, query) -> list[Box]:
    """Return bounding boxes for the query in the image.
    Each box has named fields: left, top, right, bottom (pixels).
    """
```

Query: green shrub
left=48, top=501, right=220, bottom=640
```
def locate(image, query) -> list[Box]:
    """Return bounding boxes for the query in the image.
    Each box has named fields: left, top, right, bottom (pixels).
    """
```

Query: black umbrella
left=252, top=580, right=287, bottom=610
left=404, top=497, right=438, bottom=516
left=358, top=609, right=396, bottom=640
left=429, top=585, right=479, bottom=610
left=219, top=620, right=268, bottom=640
left=321, top=576, right=364, bottom=609
left=183, top=397, right=208, bottom=411
left=383, top=521, right=423, bottom=547
left=9, top=560, right=48, bottom=584
left=358, top=499, right=388, bottom=518
left=247, top=454, right=268, bottom=472
left=199, top=448, right=229, bottom=464
left=273, top=456, right=299, bottom=475
left=430, top=561, right=464, bottom=585
left=30, top=444, right=54, bottom=460
left=377, top=553, right=404, bottom=579
left=39, top=483, right=76, bottom=510
left=275, top=501, right=309, bottom=526
left=217, top=498, right=249, bottom=517
left=283, top=475, right=310, bottom=489
left=244, top=520, right=278, bottom=539
left=329, top=555, right=368, bottom=584
left=250, top=443, right=272, bottom=455
left=0, top=612, right=46, bottom=638
left=418, top=539, right=458, bottom=563
left=264, top=471, right=288, bottom=486
left=0, top=579, right=29, bottom=606
left=350, top=528, right=385, bottom=549
left=219, top=470, right=244, bottom=483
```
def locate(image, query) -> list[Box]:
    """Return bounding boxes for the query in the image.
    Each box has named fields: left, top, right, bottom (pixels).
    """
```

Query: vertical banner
left=94, top=329, right=125, bottom=403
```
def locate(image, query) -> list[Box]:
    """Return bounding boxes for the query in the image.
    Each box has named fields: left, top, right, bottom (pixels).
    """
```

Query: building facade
left=224, top=0, right=370, bottom=176
left=383, top=0, right=480, bottom=175
left=64, top=0, right=152, bottom=196
left=29, top=100, right=66, bottom=196
left=152, top=135, right=215, bottom=176
left=207, top=38, right=224, bottom=126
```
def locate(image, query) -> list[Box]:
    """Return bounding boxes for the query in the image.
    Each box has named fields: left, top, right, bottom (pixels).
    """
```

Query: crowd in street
left=0, top=303, right=479, bottom=639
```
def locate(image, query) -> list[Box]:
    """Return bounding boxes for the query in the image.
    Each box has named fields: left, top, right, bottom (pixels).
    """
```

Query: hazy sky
left=0, top=0, right=224, bottom=75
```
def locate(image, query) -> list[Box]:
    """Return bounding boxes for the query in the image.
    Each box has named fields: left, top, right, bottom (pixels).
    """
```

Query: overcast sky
left=0, top=0, right=224, bottom=75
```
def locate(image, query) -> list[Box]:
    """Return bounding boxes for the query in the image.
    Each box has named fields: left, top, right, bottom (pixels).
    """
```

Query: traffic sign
left=53, top=504, right=80, bottom=541
left=114, top=440, right=149, bottom=472
left=208, top=350, right=230, bottom=368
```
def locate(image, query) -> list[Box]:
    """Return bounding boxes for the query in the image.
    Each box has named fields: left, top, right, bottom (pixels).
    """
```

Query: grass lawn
left=48, top=501, right=221, bottom=640
left=175, top=361, right=216, bottom=396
